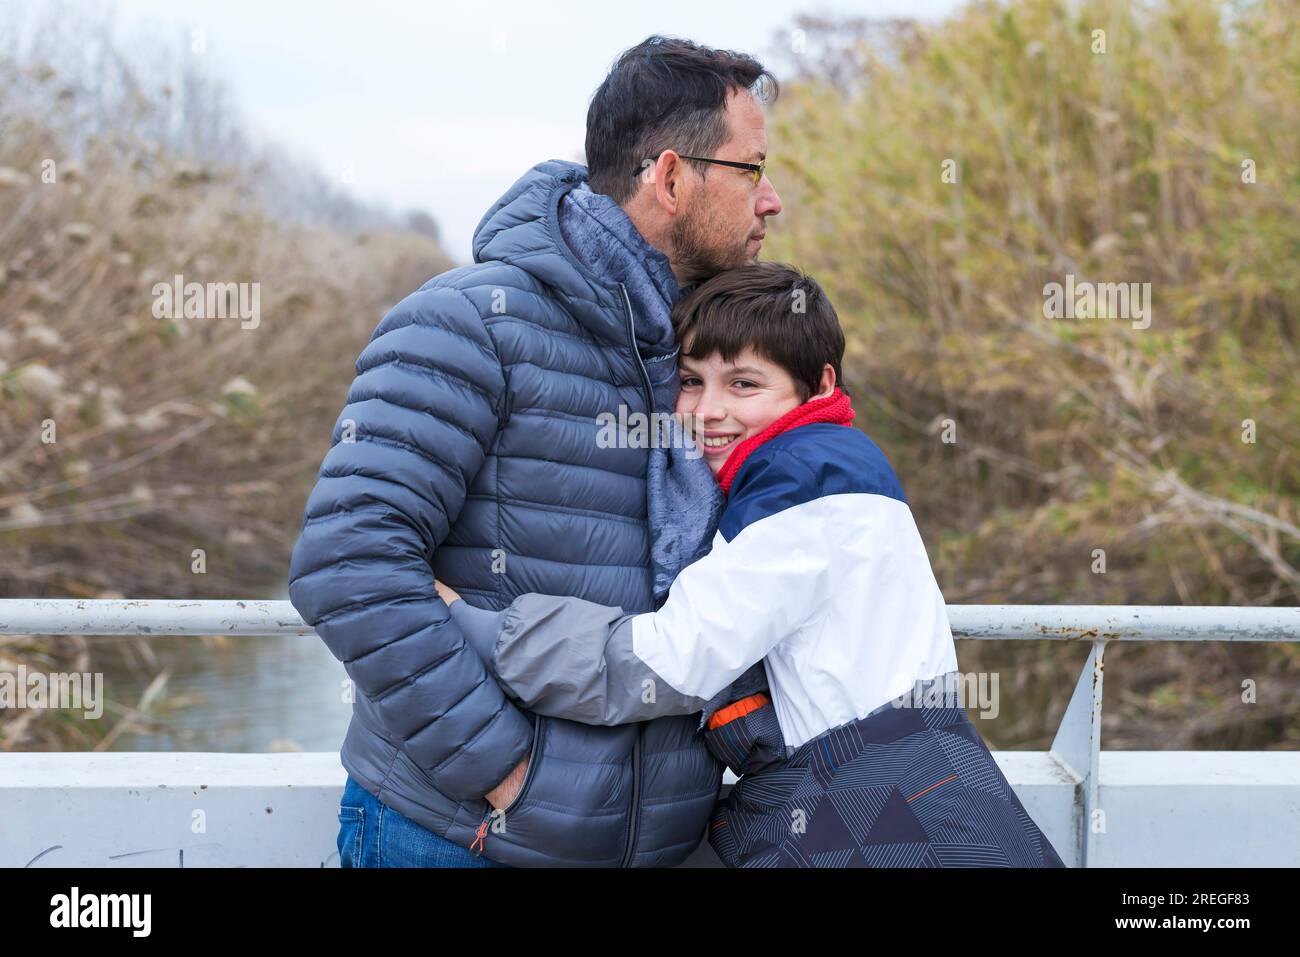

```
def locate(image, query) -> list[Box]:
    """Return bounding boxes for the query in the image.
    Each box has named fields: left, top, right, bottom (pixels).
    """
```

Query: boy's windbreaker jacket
left=287, top=160, right=723, bottom=868
left=461, top=421, right=960, bottom=745
left=454, top=423, right=1069, bottom=867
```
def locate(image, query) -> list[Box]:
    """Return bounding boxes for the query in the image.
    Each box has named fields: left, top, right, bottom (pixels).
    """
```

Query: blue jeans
left=337, top=776, right=509, bottom=868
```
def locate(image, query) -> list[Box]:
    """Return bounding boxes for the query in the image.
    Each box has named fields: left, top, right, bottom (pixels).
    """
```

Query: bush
left=762, top=0, right=1299, bottom=746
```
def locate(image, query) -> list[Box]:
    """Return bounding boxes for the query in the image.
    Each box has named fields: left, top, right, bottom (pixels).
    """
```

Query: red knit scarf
left=715, top=387, right=856, bottom=495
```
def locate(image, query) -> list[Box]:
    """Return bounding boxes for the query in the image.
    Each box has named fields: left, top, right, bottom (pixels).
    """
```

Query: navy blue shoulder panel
left=718, top=424, right=907, bottom=543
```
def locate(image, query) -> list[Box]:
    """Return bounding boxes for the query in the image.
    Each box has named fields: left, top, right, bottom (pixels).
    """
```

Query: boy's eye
left=680, top=376, right=701, bottom=387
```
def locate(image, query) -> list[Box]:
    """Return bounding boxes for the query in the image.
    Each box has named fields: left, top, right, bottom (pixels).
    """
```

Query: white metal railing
left=1, top=599, right=1298, bottom=868
left=3, top=599, right=1296, bottom=641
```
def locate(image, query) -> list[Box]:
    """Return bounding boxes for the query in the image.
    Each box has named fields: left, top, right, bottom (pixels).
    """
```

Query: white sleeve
left=632, top=494, right=831, bottom=701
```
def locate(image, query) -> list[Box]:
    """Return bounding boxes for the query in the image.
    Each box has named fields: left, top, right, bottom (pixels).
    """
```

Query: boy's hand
left=485, top=755, right=530, bottom=809
left=437, top=576, right=522, bottom=807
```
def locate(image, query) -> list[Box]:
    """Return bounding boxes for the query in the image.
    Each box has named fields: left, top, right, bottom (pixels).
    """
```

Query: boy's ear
left=814, top=363, right=836, bottom=399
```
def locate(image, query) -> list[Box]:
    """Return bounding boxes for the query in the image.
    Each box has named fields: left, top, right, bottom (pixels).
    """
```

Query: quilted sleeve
left=287, top=281, right=533, bottom=803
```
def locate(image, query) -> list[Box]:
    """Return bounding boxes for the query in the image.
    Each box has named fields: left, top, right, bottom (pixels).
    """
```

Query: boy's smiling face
left=674, top=343, right=835, bottom=475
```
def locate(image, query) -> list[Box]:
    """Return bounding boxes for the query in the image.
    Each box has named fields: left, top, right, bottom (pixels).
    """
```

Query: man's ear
left=814, top=363, right=836, bottom=399
left=653, top=150, right=685, bottom=214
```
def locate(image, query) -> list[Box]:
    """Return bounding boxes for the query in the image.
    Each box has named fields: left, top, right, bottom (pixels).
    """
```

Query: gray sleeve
left=492, top=593, right=711, bottom=725
left=447, top=600, right=507, bottom=666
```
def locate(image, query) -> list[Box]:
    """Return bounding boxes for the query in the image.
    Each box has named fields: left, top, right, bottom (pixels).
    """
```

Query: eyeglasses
left=635, top=152, right=766, bottom=187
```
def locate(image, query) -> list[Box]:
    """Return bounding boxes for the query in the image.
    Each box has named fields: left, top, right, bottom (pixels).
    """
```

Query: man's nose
left=756, top=176, right=782, bottom=217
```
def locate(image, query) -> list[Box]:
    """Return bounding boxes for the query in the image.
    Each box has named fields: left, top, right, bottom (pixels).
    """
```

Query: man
left=287, top=34, right=782, bottom=867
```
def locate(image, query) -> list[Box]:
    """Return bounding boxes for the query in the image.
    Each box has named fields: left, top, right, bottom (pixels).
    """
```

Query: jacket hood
left=472, top=159, right=627, bottom=345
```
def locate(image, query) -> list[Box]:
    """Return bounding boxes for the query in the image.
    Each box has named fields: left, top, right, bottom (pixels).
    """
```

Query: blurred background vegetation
left=0, top=7, right=452, bottom=749
left=2, top=0, right=1296, bottom=752
left=765, top=0, right=1299, bottom=749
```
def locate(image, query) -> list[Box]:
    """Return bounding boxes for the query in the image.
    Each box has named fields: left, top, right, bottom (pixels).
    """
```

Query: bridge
left=1, top=600, right=1297, bottom=867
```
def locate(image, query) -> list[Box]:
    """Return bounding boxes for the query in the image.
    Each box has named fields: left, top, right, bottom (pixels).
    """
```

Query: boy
left=440, top=262, right=1065, bottom=868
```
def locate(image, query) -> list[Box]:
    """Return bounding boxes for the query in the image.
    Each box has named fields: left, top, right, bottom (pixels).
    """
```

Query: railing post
left=1049, top=639, right=1106, bottom=867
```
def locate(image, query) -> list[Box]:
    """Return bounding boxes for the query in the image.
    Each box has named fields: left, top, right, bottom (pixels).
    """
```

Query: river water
left=100, top=588, right=353, bottom=753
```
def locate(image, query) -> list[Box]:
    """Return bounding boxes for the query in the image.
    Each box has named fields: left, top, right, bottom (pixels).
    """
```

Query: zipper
left=471, top=715, right=544, bottom=857
left=619, top=282, right=656, bottom=417
left=617, top=281, right=651, bottom=869
left=619, top=730, right=643, bottom=867
left=470, top=815, right=491, bottom=856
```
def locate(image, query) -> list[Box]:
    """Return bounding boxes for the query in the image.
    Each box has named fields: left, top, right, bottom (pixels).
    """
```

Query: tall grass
left=763, top=0, right=1299, bottom=747
left=0, top=10, right=453, bottom=749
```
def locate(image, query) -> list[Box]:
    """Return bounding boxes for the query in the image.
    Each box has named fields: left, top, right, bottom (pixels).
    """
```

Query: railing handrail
left=0, top=598, right=1296, bottom=641
left=3, top=597, right=1297, bottom=868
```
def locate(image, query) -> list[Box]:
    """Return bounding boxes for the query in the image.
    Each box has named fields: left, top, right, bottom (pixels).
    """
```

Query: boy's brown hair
left=670, top=262, right=846, bottom=403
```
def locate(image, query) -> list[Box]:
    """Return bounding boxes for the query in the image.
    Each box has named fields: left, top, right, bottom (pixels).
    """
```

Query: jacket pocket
left=471, top=715, right=544, bottom=856
left=500, top=715, right=545, bottom=817
left=471, top=716, right=638, bottom=866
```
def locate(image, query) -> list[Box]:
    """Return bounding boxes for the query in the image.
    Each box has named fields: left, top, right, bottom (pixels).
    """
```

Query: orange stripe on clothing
left=706, top=693, right=771, bottom=730
left=905, top=774, right=959, bottom=803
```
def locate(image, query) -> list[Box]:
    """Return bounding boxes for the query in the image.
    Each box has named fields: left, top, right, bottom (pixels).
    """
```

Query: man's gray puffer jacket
left=287, top=159, right=723, bottom=867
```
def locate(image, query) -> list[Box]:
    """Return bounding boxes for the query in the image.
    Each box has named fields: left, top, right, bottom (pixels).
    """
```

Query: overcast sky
left=60, top=0, right=961, bottom=262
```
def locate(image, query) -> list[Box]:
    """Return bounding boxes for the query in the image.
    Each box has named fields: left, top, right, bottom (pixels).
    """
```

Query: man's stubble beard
left=669, top=202, right=753, bottom=287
